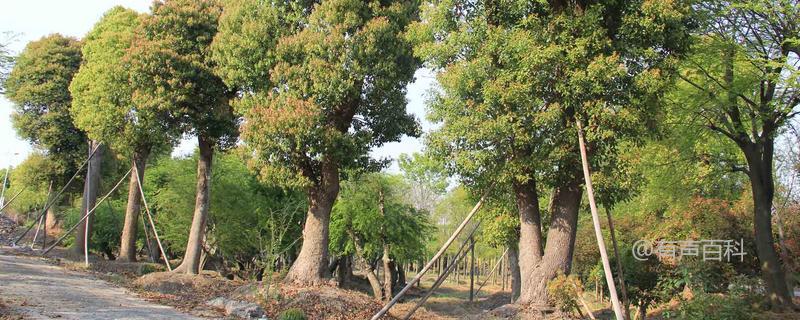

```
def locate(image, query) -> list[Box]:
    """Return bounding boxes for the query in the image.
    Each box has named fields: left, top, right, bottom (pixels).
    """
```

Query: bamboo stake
left=475, top=247, right=509, bottom=297
left=31, top=182, right=53, bottom=248
left=84, top=158, right=92, bottom=266
left=0, top=187, right=25, bottom=213
left=606, top=207, right=630, bottom=319
left=371, top=190, right=490, bottom=320
left=132, top=161, right=172, bottom=271
left=402, top=223, right=481, bottom=320
left=43, top=168, right=130, bottom=254
left=576, top=119, right=623, bottom=320
left=15, top=143, right=102, bottom=245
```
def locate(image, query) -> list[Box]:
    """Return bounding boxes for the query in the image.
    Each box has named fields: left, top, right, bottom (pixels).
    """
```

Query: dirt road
left=0, top=248, right=199, bottom=320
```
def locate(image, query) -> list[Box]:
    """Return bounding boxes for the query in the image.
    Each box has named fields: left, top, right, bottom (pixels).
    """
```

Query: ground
left=0, top=248, right=198, bottom=320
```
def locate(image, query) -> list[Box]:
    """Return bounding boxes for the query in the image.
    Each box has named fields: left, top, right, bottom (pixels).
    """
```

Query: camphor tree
left=4, top=34, right=89, bottom=246
left=213, top=0, right=421, bottom=284
left=70, top=7, right=179, bottom=261
left=127, top=0, right=238, bottom=274
left=329, top=173, right=432, bottom=300
left=674, top=0, right=800, bottom=310
left=409, top=0, right=690, bottom=307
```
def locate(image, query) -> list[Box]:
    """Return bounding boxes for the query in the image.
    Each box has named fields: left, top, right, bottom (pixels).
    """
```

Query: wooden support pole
left=15, top=144, right=102, bottom=245
left=370, top=191, right=490, bottom=320
left=31, top=182, right=53, bottom=249
left=469, top=236, right=475, bottom=302
left=43, top=168, right=130, bottom=254
left=133, top=161, right=172, bottom=271
left=606, top=207, right=630, bottom=319
left=475, top=247, right=509, bottom=297
left=0, top=187, right=25, bottom=213
left=402, top=224, right=480, bottom=320
left=576, top=119, right=623, bottom=320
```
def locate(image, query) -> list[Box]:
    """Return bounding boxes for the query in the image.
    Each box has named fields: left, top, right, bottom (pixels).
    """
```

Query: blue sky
left=0, top=0, right=434, bottom=171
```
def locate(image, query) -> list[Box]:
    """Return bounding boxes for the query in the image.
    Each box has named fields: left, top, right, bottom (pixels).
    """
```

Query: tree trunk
left=515, top=178, right=544, bottom=302
left=45, top=205, right=58, bottom=231
left=337, top=256, right=353, bottom=288
left=508, top=244, right=521, bottom=303
left=174, top=137, right=214, bottom=274
left=118, top=146, right=150, bottom=262
left=351, top=231, right=382, bottom=299
left=72, top=140, right=103, bottom=256
left=517, top=177, right=582, bottom=307
left=284, top=158, right=340, bottom=284
left=396, top=262, right=406, bottom=288
left=743, top=142, right=794, bottom=310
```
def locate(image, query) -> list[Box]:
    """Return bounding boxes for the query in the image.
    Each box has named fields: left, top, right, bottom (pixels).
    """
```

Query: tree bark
left=743, top=142, right=794, bottom=310
left=118, top=146, right=150, bottom=262
left=174, top=136, right=214, bottom=274
left=517, top=177, right=582, bottom=307
left=515, top=178, right=544, bottom=302
left=507, top=244, right=521, bottom=303
left=336, top=255, right=353, bottom=288
left=72, top=140, right=103, bottom=256
left=284, top=158, right=340, bottom=284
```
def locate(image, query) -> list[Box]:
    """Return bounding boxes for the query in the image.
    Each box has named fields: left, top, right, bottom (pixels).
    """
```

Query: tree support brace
left=576, top=119, right=624, bottom=320
left=132, top=160, right=172, bottom=271
left=43, top=167, right=130, bottom=255
left=15, top=143, right=102, bottom=245
left=402, top=221, right=481, bottom=320
left=371, top=187, right=490, bottom=320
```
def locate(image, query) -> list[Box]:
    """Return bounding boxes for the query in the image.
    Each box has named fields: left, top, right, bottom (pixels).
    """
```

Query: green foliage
left=145, top=151, right=305, bottom=277
left=214, top=0, right=421, bottom=188
left=69, top=6, right=178, bottom=156
left=398, top=152, right=449, bottom=212
left=62, top=198, right=126, bottom=258
left=330, top=173, right=433, bottom=263
left=546, top=272, right=583, bottom=316
left=410, top=0, right=692, bottom=199
left=664, top=292, right=755, bottom=320
left=3, top=153, right=58, bottom=216
left=277, top=308, right=306, bottom=320
left=129, top=0, right=237, bottom=146
left=4, top=34, right=86, bottom=181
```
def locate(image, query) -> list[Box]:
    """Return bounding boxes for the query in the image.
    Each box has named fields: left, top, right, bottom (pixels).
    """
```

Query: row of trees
left=2, top=0, right=797, bottom=315
left=409, top=0, right=798, bottom=312
left=3, top=0, right=424, bottom=283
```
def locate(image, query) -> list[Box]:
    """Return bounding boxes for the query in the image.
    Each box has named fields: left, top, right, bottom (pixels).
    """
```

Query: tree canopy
left=5, top=34, right=86, bottom=181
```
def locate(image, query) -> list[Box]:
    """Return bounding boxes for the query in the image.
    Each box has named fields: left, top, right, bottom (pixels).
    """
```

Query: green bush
left=546, top=272, right=583, bottom=316
left=62, top=198, right=125, bottom=259
left=277, top=308, right=306, bottom=320
left=665, top=292, right=755, bottom=320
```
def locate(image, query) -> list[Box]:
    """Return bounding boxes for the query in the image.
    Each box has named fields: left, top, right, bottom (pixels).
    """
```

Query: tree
left=145, top=151, right=306, bottom=279
left=213, top=0, right=421, bottom=284
left=409, top=0, right=690, bottom=306
left=127, top=0, right=238, bottom=274
left=4, top=34, right=89, bottom=247
left=70, top=6, right=178, bottom=261
left=330, top=173, right=432, bottom=299
left=674, top=0, right=799, bottom=310
left=398, top=152, right=448, bottom=212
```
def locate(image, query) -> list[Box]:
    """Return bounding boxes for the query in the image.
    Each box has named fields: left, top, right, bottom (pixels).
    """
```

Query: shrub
left=546, top=272, right=583, bottom=316
left=277, top=308, right=306, bottom=320
left=665, top=292, right=755, bottom=320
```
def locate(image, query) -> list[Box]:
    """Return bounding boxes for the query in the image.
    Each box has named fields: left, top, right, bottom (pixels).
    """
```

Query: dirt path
left=0, top=248, right=200, bottom=320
